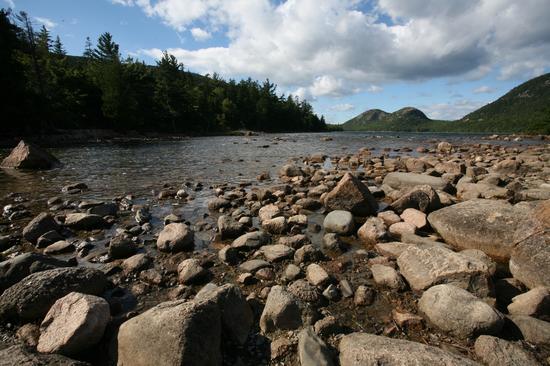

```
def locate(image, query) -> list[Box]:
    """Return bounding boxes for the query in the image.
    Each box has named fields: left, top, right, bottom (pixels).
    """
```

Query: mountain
left=342, top=106, right=441, bottom=131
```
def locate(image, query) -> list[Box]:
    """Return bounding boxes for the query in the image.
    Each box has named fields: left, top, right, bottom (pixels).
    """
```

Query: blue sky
left=5, top=0, right=549, bottom=124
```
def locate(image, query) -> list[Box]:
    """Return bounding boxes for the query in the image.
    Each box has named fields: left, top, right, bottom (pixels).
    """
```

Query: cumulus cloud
left=473, top=85, right=494, bottom=94
left=119, top=0, right=550, bottom=100
left=190, top=27, right=211, bottom=41
left=329, top=103, right=355, bottom=112
left=34, top=17, right=57, bottom=29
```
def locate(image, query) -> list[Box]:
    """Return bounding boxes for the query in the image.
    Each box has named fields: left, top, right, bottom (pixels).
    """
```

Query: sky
left=4, top=0, right=550, bottom=124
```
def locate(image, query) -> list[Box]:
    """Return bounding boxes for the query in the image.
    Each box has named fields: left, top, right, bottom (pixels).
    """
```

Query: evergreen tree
left=92, top=32, right=119, bottom=62
left=52, top=35, right=65, bottom=56
left=83, top=36, right=93, bottom=58
left=36, top=25, right=51, bottom=53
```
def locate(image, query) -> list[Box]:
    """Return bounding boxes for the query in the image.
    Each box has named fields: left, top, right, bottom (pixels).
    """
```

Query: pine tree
left=83, top=36, right=93, bottom=58
left=52, top=35, right=65, bottom=56
left=36, top=25, right=51, bottom=53
left=92, top=32, right=119, bottom=62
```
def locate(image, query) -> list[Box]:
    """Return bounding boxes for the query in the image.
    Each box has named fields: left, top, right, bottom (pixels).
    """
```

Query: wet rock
left=23, top=212, right=60, bottom=244
left=261, top=244, right=295, bottom=262
left=239, top=259, right=271, bottom=273
left=44, top=240, right=75, bottom=255
left=36, top=230, right=66, bottom=248
left=62, top=183, right=88, bottom=193
left=37, top=292, right=110, bottom=356
left=121, top=253, right=151, bottom=274
left=357, top=217, right=387, bottom=245
left=218, top=245, right=240, bottom=264
left=294, top=244, right=323, bottom=264
left=260, top=285, right=302, bottom=333
left=370, top=264, right=405, bottom=290
left=178, top=259, right=208, bottom=285
left=306, top=264, right=330, bottom=287
left=0, top=235, right=14, bottom=251
left=298, top=327, right=334, bottom=366
left=87, top=202, right=118, bottom=217
left=322, top=233, right=342, bottom=251
left=507, top=287, right=550, bottom=318
left=0, top=267, right=107, bottom=321
left=400, top=208, right=426, bottom=229
left=0, top=140, right=61, bottom=170
left=354, top=285, right=375, bottom=306
left=208, top=197, right=231, bottom=211
left=117, top=299, right=221, bottom=366
left=279, top=234, right=309, bottom=249
left=383, top=172, right=450, bottom=192
left=135, top=207, right=151, bottom=224
left=418, top=284, right=504, bottom=337
left=339, top=333, right=478, bottom=366
left=510, top=234, right=550, bottom=289
left=262, top=216, right=288, bottom=235
left=157, top=223, right=194, bottom=252
left=218, top=215, right=246, bottom=239
left=289, top=214, right=308, bottom=226
left=428, top=199, right=530, bottom=261
left=232, top=231, right=271, bottom=251
left=64, top=213, right=106, bottom=231
left=323, top=210, right=354, bottom=235
left=108, top=236, right=137, bottom=259
left=0, top=345, right=88, bottom=366
left=195, top=283, right=253, bottom=345
left=324, top=172, right=378, bottom=216
left=474, top=335, right=540, bottom=366
left=397, top=246, right=491, bottom=296
left=508, top=315, right=550, bottom=345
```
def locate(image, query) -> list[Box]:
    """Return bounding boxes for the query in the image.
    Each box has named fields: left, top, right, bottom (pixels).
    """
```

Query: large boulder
left=323, top=210, right=354, bottom=235
left=508, top=315, right=550, bottom=345
left=474, top=335, right=540, bottom=366
left=218, top=215, right=246, bottom=239
left=0, top=345, right=88, bottom=366
left=117, top=299, right=221, bottom=366
left=23, top=212, right=60, bottom=244
left=0, top=140, right=61, bottom=170
left=0, top=267, right=107, bottom=321
left=156, top=223, right=194, bottom=252
left=324, top=173, right=378, bottom=216
left=390, top=185, right=441, bottom=214
left=231, top=231, right=271, bottom=251
left=37, top=292, right=110, bottom=356
left=260, top=285, right=302, bottom=333
left=510, top=233, right=550, bottom=289
left=298, top=327, right=334, bottom=366
left=397, top=246, right=491, bottom=297
left=64, top=213, right=107, bottom=230
left=339, top=333, right=479, bottom=366
left=428, top=199, right=530, bottom=261
left=418, top=284, right=504, bottom=338
left=383, top=172, right=450, bottom=192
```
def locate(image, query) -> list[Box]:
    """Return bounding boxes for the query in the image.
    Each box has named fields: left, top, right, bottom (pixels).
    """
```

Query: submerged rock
left=0, top=140, right=61, bottom=170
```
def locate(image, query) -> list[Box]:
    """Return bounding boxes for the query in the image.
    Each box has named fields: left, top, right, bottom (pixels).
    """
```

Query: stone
left=0, top=140, right=61, bottom=170
left=357, top=217, right=387, bottom=245
left=232, top=231, right=271, bottom=251
left=370, top=264, right=405, bottom=290
left=0, top=267, right=107, bottom=321
left=288, top=214, right=308, bottom=226
left=400, top=208, right=427, bottom=229
left=284, top=264, right=302, bottom=281
left=306, top=264, right=330, bottom=287
left=87, top=202, right=118, bottom=217
left=428, top=199, right=530, bottom=261
left=294, top=244, right=323, bottom=264
left=23, top=212, right=60, bottom=244
left=260, top=285, right=302, bottom=333
left=207, top=197, right=231, bottom=211
left=392, top=310, right=423, bottom=328
left=296, top=198, right=322, bottom=210
left=16, top=323, right=40, bottom=347
left=178, top=259, right=208, bottom=284
left=460, top=249, right=497, bottom=277
left=323, top=210, right=354, bottom=235
left=507, top=287, right=550, bottom=318
left=108, top=236, right=137, bottom=259
left=322, top=284, right=340, bottom=300
left=62, top=183, right=88, bottom=193
left=262, top=216, right=287, bottom=234
left=0, top=345, right=88, bottom=366
left=339, top=279, right=354, bottom=298
left=270, top=337, right=294, bottom=360
left=510, top=233, right=550, bottom=289
left=218, top=245, right=240, bottom=264
left=278, top=234, right=309, bottom=249
left=117, top=299, right=221, bottom=366
left=377, top=210, right=401, bottom=226
left=322, top=233, right=342, bottom=251
left=418, top=284, right=504, bottom=338
left=37, top=292, right=110, bottom=356
left=339, top=333, right=478, bottom=366
left=288, top=279, right=320, bottom=303
left=157, top=223, right=194, bottom=252
left=195, top=283, right=253, bottom=345
left=36, top=230, right=65, bottom=248
left=383, top=173, right=450, bottom=192
left=375, top=242, right=419, bottom=259
left=298, top=327, right=334, bottom=366
left=397, top=246, right=491, bottom=296
left=44, top=240, right=75, bottom=255
left=64, top=213, right=106, bottom=231
left=388, top=222, right=416, bottom=238
left=324, top=173, right=378, bottom=216
left=474, top=335, right=540, bottom=366
left=354, top=285, right=375, bottom=306
left=239, top=259, right=271, bottom=273
left=314, top=316, right=342, bottom=336
left=218, top=215, right=246, bottom=239
left=495, top=278, right=526, bottom=306
left=261, top=244, right=294, bottom=262
left=121, top=253, right=151, bottom=274
left=258, top=204, right=282, bottom=222
left=508, top=315, right=550, bottom=345
left=436, top=141, right=452, bottom=153
left=279, top=164, right=303, bottom=177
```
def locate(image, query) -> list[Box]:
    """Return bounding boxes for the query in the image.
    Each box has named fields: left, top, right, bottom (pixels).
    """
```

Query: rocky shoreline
left=0, top=139, right=549, bottom=365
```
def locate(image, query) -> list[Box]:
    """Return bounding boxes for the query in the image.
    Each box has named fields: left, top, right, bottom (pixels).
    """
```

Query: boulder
left=428, top=199, right=529, bottom=261
left=232, top=231, right=271, bottom=251
left=397, top=246, right=491, bottom=296
left=178, top=259, right=208, bottom=285
left=261, top=216, right=287, bottom=235
left=261, top=244, right=294, bottom=262
left=418, top=284, right=504, bottom=338
left=157, top=223, right=194, bottom=252
left=436, top=141, right=453, bottom=153
left=339, top=333, right=479, bottom=366
left=37, top=292, right=110, bottom=356
left=474, top=335, right=540, bottom=366
left=0, top=267, right=107, bottom=321
left=64, top=213, right=106, bottom=231
left=388, top=222, right=416, bottom=238
left=508, top=315, right=550, bottom=345
left=87, top=202, right=118, bottom=217
left=323, top=210, right=354, bottom=235
left=260, top=285, right=302, bottom=333
left=306, top=264, right=330, bottom=287
left=279, top=164, right=303, bottom=177
left=117, top=299, right=221, bottom=366
left=0, top=345, right=88, bottom=366
left=108, top=236, right=137, bottom=259
left=258, top=204, right=282, bottom=222
left=298, top=327, right=334, bottom=366
left=510, top=233, right=550, bottom=289
left=23, top=212, right=60, bottom=244
left=370, top=264, right=405, bottom=290
left=239, top=259, right=271, bottom=273
left=218, top=215, right=246, bottom=239
left=0, top=140, right=61, bottom=170
left=400, top=208, right=427, bottom=229
left=324, top=173, right=378, bottom=216
left=44, top=240, right=75, bottom=255
left=383, top=172, right=450, bottom=192
left=507, top=287, right=550, bottom=318
left=121, top=253, right=151, bottom=274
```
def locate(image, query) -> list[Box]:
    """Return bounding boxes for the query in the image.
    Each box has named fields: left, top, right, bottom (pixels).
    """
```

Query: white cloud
left=329, top=103, right=355, bottom=112
left=111, top=0, right=134, bottom=6
left=190, top=27, right=211, bottom=41
left=34, top=17, right=57, bottom=29
left=473, top=85, right=494, bottom=94
left=119, top=0, right=550, bottom=98
left=368, top=85, right=383, bottom=93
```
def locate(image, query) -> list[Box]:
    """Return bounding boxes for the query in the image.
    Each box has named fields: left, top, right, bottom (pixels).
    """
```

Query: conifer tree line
left=0, top=9, right=327, bottom=136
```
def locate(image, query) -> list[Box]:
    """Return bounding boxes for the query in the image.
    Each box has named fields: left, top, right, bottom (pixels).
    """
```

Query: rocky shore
left=0, top=138, right=549, bottom=365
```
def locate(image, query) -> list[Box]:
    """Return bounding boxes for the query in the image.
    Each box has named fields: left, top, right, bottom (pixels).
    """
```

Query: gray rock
left=64, top=213, right=106, bottom=230
left=294, top=244, right=323, bottom=264
left=324, top=173, right=378, bottom=216
left=157, top=223, right=194, bottom=252
left=178, top=259, right=208, bottom=284
left=507, top=287, right=550, bottom=318
left=279, top=234, right=310, bottom=249
left=370, top=264, right=405, bottom=290
left=239, top=259, right=271, bottom=273
left=418, top=284, right=504, bottom=338
left=298, top=327, right=334, bottom=366
left=218, top=215, right=246, bottom=239
left=23, top=212, right=60, bottom=244
left=37, top=292, right=110, bottom=356
left=383, top=172, right=450, bottom=192
left=390, top=185, right=441, bottom=214
left=232, top=231, right=271, bottom=251
left=260, top=285, right=302, bottom=333
left=121, top=253, right=151, bottom=274
left=262, top=216, right=288, bottom=234
left=357, top=217, right=387, bottom=245
left=323, top=210, right=354, bottom=235
left=322, top=233, right=342, bottom=251
left=0, top=267, right=107, bottom=321
left=0, top=140, right=61, bottom=170
left=353, top=285, right=375, bottom=306
left=207, top=197, right=231, bottom=211
left=261, top=244, right=295, bottom=262
left=474, top=335, right=540, bottom=366
left=397, top=246, right=491, bottom=296
left=510, top=234, right=550, bottom=289
left=306, top=264, right=330, bottom=287
left=117, top=299, right=221, bottom=366
left=339, top=333, right=479, bottom=366
left=508, top=315, right=550, bottom=345
left=258, top=204, right=282, bottom=222
left=87, top=202, right=118, bottom=217
left=288, top=279, right=320, bottom=303
left=108, top=236, right=137, bottom=259
left=284, top=264, right=302, bottom=281
left=0, top=345, right=88, bottom=366
left=44, top=240, right=75, bottom=255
